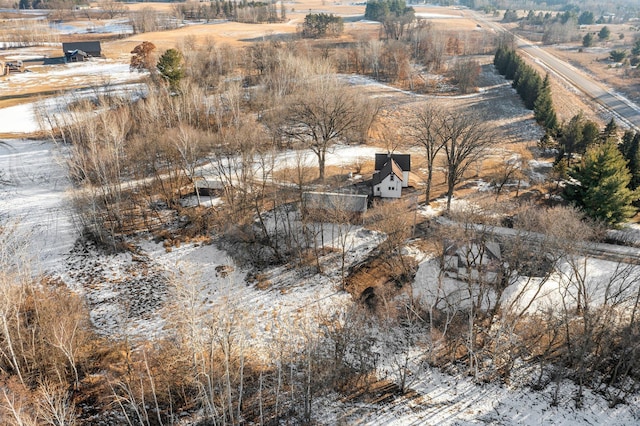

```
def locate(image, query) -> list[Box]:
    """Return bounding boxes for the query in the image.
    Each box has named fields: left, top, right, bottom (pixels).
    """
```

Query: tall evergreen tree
left=564, top=140, right=638, bottom=225
left=157, top=48, right=185, bottom=91
left=534, top=74, right=557, bottom=131
left=557, top=112, right=599, bottom=166
left=620, top=130, right=640, bottom=189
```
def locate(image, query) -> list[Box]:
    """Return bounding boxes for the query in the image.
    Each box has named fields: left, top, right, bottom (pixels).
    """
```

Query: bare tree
left=440, top=110, right=495, bottom=211
left=282, top=77, right=368, bottom=181
left=450, top=57, right=481, bottom=94
left=407, top=105, right=446, bottom=204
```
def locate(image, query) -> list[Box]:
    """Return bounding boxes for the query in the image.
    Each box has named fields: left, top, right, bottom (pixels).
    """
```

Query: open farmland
left=2, top=2, right=640, bottom=425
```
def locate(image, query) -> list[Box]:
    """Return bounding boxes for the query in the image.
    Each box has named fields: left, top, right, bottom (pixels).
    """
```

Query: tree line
left=494, top=46, right=558, bottom=131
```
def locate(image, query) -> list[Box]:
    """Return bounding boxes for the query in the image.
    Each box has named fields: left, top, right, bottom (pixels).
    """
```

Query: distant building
left=1, top=60, right=24, bottom=74
left=63, top=42, right=102, bottom=61
left=372, top=153, right=411, bottom=198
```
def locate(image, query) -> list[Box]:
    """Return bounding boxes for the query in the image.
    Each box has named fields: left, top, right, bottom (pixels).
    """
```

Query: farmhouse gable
left=372, top=153, right=411, bottom=198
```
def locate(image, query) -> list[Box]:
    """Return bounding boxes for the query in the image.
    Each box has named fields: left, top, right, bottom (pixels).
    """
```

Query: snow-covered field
left=0, top=139, right=77, bottom=274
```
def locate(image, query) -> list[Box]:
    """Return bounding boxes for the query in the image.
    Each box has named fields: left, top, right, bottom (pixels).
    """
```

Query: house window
left=389, top=187, right=394, bottom=191
left=390, top=175, right=395, bottom=181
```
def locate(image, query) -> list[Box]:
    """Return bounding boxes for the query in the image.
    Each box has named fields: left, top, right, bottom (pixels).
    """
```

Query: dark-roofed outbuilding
left=63, top=42, right=102, bottom=61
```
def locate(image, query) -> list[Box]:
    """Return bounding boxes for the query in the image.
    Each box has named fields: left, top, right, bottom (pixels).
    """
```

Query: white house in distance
left=372, top=153, right=411, bottom=198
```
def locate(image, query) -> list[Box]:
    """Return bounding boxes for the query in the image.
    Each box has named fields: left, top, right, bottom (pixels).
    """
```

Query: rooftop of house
left=62, top=41, right=101, bottom=54
left=374, top=153, right=411, bottom=172
left=372, top=158, right=404, bottom=186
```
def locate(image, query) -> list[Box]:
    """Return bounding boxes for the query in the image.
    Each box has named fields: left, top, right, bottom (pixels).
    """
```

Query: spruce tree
left=620, top=131, right=640, bottom=189
left=157, top=48, right=184, bottom=91
left=602, top=118, right=618, bottom=142
left=564, top=140, right=638, bottom=225
left=534, top=74, right=557, bottom=131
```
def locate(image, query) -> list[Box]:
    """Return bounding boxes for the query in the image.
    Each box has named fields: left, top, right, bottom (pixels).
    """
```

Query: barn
left=63, top=42, right=102, bottom=61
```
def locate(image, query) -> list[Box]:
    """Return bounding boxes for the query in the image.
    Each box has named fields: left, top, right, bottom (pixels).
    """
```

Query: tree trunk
left=425, top=166, right=433, bottom=205
left=318, top=152, right=325, bottom=182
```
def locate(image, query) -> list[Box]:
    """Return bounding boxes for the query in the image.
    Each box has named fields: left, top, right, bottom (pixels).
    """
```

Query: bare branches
left=283, top=78, right=378, bottom=181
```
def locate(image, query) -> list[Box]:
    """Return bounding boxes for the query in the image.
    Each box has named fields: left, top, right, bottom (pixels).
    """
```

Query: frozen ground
left=317, top=366, right=640, bottom=425
left=0, top=138, right=77, bottom=275
left=3, top=137, right=638, bottom=425
left=0, top=60, right=146, bottom=134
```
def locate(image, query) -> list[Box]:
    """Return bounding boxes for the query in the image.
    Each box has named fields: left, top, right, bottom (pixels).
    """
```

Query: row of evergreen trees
left=175, top=0, right=283, bottom=23
left=494, top=46, right=558, bottom=132
left=493, top=48, right=639, bottom=224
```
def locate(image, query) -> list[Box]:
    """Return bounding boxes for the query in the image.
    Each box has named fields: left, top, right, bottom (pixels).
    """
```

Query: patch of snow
left=0, top=139, right=77, bottom=275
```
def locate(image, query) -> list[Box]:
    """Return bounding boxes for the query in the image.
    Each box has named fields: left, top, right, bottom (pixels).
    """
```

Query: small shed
left=302, top=191, right=368, bottom=223
left=63, top=41, right=102, bottom=61
left=66, top=50, right=88, bottom=62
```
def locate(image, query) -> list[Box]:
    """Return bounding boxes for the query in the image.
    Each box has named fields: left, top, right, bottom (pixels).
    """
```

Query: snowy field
left=0, top=139, right=77, bottom=274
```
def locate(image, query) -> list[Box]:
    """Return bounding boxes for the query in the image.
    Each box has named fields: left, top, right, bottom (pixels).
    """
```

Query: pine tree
left=564, top=140, right=639, bottom=225
left=620, top=130, right=640, bottom=189
left=599, top=26, right=611, bottom=41
left=534, top=74, right=557, bottom=131
left=557, top=112, right=599, bottom=166
left=157, top=48, right=184, bottom=91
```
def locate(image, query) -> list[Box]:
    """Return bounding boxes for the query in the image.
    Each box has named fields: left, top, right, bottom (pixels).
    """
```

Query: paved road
left=472, top=11, right=640, bottom=130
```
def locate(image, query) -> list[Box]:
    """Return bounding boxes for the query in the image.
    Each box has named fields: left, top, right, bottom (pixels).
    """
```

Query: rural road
left=471, top=11, right=640, bottom=130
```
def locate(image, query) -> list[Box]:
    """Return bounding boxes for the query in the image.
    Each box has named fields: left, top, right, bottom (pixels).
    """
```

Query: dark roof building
left=302, top=191, right=368, bottom=214
left=372, top=158, right=403, bottom=186
left=375, top=153, right=411, bottom=172
left=62, top=42, right=102, bottom=60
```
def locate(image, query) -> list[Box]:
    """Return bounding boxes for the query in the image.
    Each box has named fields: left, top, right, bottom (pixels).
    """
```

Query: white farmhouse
left=372, top=153, right=411, bottom=198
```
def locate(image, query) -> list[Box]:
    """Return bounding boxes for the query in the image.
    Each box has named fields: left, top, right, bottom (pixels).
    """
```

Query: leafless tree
left=450, top=57, right=481, bottom=94
left=407, top=105, right=446, bottom=204
left=282, top=77, right=365, bottom=181
left=440, top=110, right=496, bottom=212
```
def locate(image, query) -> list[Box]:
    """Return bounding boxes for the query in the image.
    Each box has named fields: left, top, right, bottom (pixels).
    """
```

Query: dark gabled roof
left=302, top=191, right=368, bottom=213
left=372, top=159, right=404, bottom=186
left=375, top=153, right=410, bottom=172
left=63, top=41, right=101, bottom=55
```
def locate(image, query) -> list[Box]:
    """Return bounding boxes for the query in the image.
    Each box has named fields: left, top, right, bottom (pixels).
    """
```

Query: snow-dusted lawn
left=0, top=82, right=146, bottom=134
left=0, top=60, right=147, bottom=134
left=0, top=138, right=77, bottom=274
left=317, top=367, right=640, bottom=425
